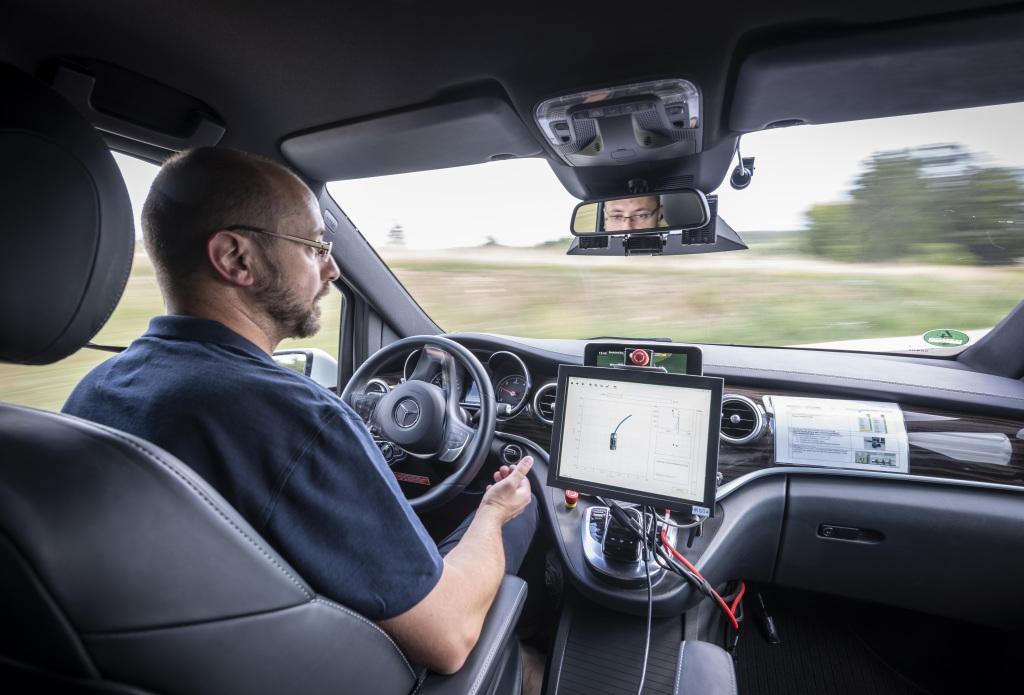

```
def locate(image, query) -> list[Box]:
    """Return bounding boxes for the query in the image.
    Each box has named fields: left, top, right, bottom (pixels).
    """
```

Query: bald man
left=63, top=147, right=537, bottom=674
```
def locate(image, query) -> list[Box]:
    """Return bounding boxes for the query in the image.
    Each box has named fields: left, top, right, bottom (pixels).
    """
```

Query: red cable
left=660, top=527, right=740, bottom=630
left=730, top=581, right=746, bottom=614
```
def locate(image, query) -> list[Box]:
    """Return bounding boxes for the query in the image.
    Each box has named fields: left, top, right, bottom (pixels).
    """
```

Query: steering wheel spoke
left=437, top=419, right=475, bottom=463
left=408, top=346, right=446, bottom=385
left=350, top=391, right=384, bottom=425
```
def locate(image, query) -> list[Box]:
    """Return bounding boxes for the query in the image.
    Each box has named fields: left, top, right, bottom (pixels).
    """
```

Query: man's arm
left=379, top=457, right=534, bottom=674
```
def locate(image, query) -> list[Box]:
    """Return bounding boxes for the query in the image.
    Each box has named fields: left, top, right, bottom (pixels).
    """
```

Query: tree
left=800, top=144, right=1024, bottom=265
left=386, top=224, right=405, bottom=247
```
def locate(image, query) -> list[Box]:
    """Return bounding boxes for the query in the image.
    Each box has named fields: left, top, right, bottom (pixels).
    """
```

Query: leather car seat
left=0, top=63, right=525, bottom=695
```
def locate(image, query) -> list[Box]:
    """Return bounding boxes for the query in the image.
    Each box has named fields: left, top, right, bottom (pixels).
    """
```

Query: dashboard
left=362, top=335, right=1024, bottom=492
left=358, top=332, right=1024, bottom=627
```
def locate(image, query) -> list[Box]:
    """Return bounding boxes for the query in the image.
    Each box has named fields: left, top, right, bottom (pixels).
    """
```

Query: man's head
left=602, top=195, right=663, bottom=232
left=142, top=147, right=339, bottom=345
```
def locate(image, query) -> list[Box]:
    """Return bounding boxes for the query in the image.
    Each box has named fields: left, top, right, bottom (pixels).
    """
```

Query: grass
left=2, top=248, right=1020, bottom=412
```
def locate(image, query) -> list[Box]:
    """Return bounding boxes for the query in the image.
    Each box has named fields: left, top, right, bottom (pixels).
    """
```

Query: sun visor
left=281, top=96, right=542, bottom=181
left=730, top=11, right=1024, bottom=132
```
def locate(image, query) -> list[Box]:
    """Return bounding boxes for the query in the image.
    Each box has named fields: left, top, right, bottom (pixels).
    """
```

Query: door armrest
left=418, top=575, right=527, bottom=695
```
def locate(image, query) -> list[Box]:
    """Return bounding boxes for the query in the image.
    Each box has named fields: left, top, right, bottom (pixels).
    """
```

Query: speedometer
left=495, top=375, right=528, bottom=409
left=487, top=351, right=532, bottom=419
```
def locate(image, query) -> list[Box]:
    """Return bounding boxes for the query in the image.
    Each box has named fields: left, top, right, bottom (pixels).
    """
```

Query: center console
left=538, top=359, right=739, bottom=693
left=548, top=362, right=722, bottom=582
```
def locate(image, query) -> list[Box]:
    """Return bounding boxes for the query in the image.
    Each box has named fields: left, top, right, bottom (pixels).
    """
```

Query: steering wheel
left=341, top=335, right=496, bottom=512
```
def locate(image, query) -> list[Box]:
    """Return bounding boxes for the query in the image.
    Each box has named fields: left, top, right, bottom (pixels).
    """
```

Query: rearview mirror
left=570, top=189, right=710, bottom=236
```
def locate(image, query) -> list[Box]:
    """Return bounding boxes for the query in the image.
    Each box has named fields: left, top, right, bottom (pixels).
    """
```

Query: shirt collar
left=144, top=316, right=273, bottom=362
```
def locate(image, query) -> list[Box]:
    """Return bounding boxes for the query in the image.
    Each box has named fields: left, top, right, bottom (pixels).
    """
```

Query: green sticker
left=922, top=329, right=970, bottom=347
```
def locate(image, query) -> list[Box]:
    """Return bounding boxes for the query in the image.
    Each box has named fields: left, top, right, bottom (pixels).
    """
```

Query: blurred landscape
left=3, top=143, right=1021, bottom=412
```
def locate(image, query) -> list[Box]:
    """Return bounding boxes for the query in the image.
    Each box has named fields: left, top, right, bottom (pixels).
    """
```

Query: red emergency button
left=629, top=349, right=651, bottom=366
left=564, top=489, right=579, bottom=509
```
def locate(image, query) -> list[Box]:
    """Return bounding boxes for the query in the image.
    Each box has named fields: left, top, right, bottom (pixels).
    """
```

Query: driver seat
left=0, top=64, right=525, bottom=695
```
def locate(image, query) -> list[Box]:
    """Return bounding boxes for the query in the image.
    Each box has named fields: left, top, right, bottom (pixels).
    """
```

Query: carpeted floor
left=734, top=590, right=930, bottom=695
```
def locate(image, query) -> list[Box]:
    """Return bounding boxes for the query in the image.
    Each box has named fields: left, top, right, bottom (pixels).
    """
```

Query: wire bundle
left=603, top=502, right=745, bottom=694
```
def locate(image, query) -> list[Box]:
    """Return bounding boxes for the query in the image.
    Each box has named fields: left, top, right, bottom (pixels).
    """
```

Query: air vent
left=533, top=383, right=557, bottom=425
left=721, top=395, right=766, bottom=445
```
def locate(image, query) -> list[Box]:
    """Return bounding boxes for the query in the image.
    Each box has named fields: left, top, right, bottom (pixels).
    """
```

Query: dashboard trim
left=717, top=463, right=1024, bottom=500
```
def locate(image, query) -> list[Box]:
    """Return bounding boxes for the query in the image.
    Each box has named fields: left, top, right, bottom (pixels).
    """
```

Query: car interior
left=2, top=1, right=1024, bottom=694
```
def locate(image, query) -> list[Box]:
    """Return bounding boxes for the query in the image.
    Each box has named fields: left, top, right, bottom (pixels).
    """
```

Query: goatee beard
left=255, top=271, right=327, bottom=340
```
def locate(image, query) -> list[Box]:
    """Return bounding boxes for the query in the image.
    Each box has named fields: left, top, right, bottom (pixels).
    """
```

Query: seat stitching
left=674, top=641, right=686, bottom=695
left=410, top=669, right=427, bottom=695
left=93, top=425, right=312, bottom=600
left=312, top=597, right=415, bottom=679
left=468, top=582, right=527, bottom=695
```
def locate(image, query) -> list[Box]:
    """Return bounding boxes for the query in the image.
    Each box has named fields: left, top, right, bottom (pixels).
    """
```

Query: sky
left=116, top=101, right=1024, bottom=249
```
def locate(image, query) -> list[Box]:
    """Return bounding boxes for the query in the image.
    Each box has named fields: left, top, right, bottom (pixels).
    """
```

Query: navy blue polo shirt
left=63, top=315, right=443, bottom=620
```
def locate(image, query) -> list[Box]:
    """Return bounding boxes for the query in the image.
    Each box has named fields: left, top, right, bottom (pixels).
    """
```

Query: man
left=602, top=195, right=664, bottom=232
left=63, top=147, right=537, bottom=675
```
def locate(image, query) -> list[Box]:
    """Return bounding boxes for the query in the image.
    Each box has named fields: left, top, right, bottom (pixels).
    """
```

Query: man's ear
left=207, top=230, right=257, bottom=287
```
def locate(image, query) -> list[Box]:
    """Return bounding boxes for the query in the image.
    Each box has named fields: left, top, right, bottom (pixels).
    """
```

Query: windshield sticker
left=922, top=329, right=971, bottom=348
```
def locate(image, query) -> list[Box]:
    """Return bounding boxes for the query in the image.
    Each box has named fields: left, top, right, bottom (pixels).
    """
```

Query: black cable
left=84, top=342, right=127, bottom=353
left=655, top=545, right=716, bottom=600
left=636, top=505, right=653, bottom=695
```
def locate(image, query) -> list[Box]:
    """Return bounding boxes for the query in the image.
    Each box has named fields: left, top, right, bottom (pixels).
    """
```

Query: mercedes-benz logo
left=394, top=398, right=421, bottom=428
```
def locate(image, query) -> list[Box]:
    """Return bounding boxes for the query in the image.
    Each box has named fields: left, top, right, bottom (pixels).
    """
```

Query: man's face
left=252, top=181, right=340, bottom=339
left=603, top=196, right=662, bottom=232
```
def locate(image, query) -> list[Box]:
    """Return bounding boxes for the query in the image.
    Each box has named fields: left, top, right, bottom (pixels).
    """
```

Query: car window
left=329, top=101, right=1024, bottom=356
left=0, top=153, right=344, bottom=412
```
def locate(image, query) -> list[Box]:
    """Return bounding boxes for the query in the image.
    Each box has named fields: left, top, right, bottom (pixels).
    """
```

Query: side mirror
left=273, top=348, right=339, bottom=390
left=570, top=189, right=710, bottom=236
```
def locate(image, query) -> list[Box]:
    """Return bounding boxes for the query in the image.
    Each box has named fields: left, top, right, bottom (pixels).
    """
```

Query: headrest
left=0, top=64, right=134, bottom=365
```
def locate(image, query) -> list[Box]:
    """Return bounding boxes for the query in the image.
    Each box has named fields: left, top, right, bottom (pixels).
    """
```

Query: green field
left=384, top=247, right=1022, bottom=345
left=0, top=253, right=343, bottom=412
left=2, top=247, right=1020, bottom=412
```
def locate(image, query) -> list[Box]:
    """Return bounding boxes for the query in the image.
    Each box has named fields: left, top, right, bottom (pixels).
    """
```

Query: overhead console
left=534, top=79, right=703, bottom=167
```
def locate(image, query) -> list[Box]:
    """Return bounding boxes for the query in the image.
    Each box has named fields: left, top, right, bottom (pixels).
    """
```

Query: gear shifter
left=580, top=504, right=675, bottom=587
left=602, top=508, right=642, bottom=562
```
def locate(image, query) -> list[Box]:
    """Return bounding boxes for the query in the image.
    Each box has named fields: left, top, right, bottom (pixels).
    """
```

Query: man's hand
left=380, top=455, right=534, bottom=673
left=480, top=456, right=533, bottom=525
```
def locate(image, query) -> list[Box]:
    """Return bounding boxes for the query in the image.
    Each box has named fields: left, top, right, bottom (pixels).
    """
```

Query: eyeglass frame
left=603, top=203, right=663, bottom=224
left=223, top=224, right=333, bottom=261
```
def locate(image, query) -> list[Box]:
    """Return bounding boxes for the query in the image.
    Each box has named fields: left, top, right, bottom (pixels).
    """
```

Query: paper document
left=767, top=396, right=909, bottom=473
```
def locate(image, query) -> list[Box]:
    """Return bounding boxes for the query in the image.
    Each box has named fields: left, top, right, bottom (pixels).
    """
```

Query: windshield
left=329, top=102, right=1024, bottom=355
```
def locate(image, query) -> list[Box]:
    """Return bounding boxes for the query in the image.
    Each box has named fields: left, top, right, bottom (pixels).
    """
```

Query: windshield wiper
left=582, top=335, right=673, bottom=342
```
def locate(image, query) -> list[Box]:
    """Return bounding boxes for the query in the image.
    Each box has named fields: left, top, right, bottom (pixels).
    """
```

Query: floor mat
left=734, top=590, right=928, bottom=695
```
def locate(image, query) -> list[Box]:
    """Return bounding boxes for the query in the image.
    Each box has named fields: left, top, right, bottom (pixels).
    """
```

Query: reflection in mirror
left=273, top=351, right=308, bottom=375
left=570, top=189, right=709, bottom=236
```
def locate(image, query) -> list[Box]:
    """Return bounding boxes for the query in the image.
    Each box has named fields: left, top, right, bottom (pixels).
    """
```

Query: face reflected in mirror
left=602, top=195, right=664, bottom=232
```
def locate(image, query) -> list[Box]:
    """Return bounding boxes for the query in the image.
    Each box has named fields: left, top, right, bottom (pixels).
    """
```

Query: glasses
left=225, top=224, right=333, bottom=261
left=604, top=204, right=662, bottom=225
